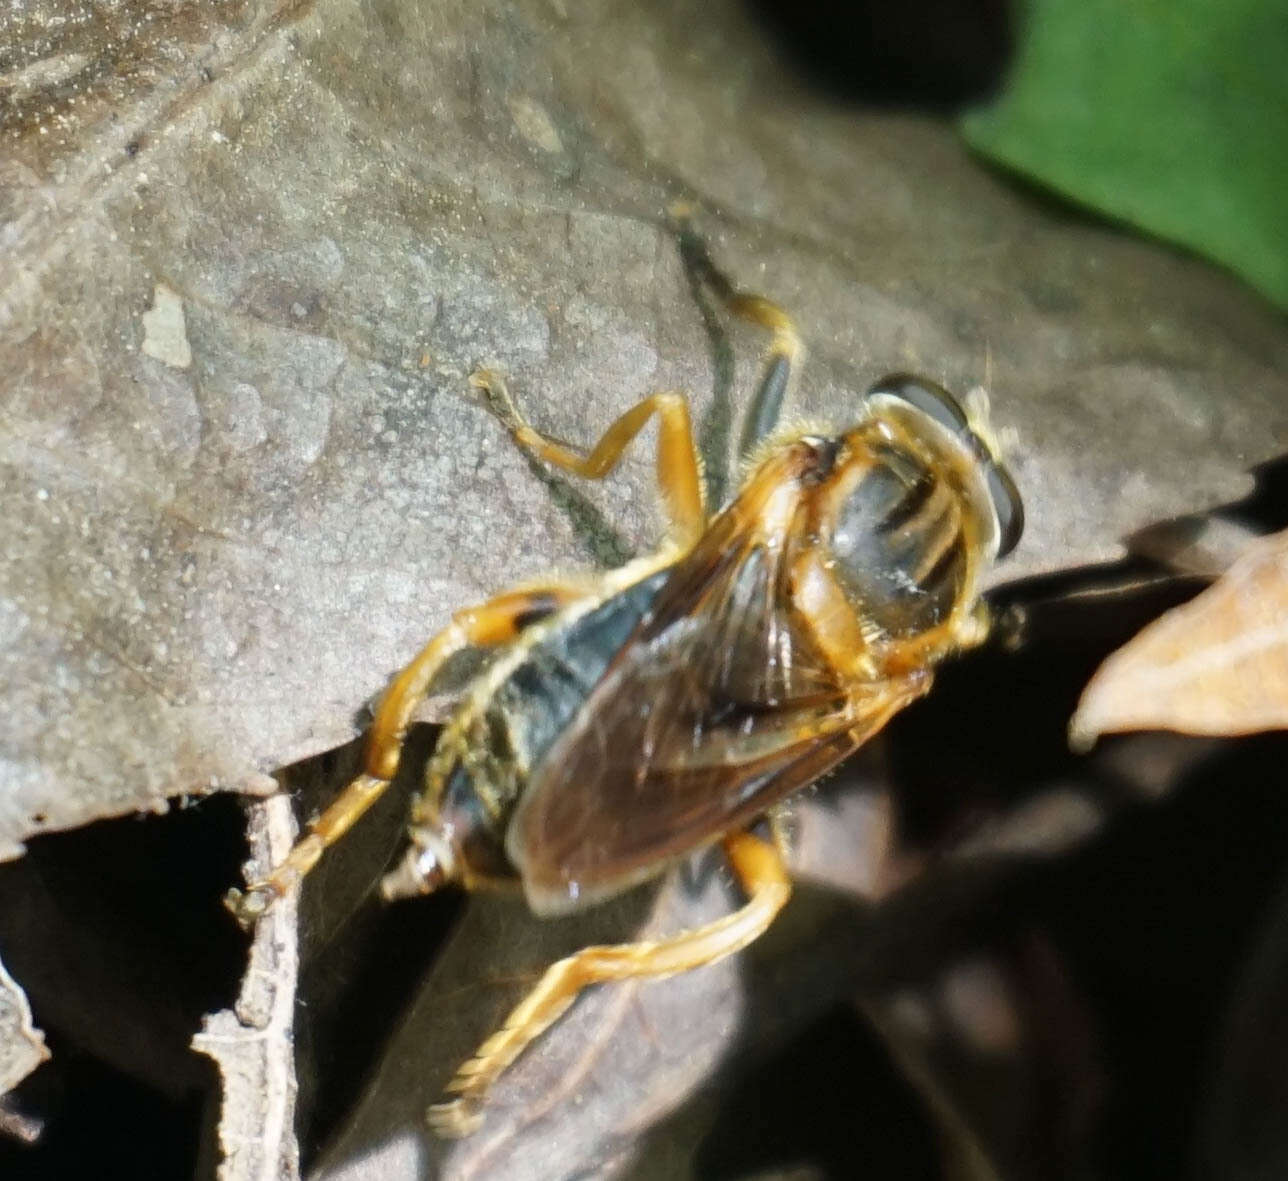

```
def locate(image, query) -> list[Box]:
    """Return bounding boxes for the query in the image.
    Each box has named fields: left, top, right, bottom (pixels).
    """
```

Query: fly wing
left=506, top=466, right=929, bottom=915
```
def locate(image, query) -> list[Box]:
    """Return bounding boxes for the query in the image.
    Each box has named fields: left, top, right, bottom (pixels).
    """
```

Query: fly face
left=811, top=374, right=1024, bottom=643
left=863, top=373, right=1024, bottom=559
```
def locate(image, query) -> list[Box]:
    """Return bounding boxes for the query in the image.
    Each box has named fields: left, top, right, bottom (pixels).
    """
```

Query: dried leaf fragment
left=1072, top=528, right=1288, bottom=746
left=193, top=797, right=300, bottom=1181
left=0, top=954, right=47, bottom=1097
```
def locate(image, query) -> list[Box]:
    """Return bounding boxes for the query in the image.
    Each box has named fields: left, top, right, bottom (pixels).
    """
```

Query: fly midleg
left=428, top=830, right=792, bottom=1137
left=669, top=207, right=802, bottom=457
left=471, top=370, right=707, bottom=550
left=224, top=583, right=587, bottom=926
left=723, top=289, right=802, bottom=460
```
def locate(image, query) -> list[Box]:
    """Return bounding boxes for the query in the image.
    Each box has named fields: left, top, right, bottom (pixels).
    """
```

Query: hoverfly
left=226, top=217, right=1024, bottom=1135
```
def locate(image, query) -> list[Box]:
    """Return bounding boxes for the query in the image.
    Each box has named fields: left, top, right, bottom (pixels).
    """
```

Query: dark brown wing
left=506, top=458, right=929, bottom=915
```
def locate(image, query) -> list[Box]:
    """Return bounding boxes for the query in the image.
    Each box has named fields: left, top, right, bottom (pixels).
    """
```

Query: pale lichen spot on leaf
left=506, top=95, right=565, bottom=155
left=141, top=283, right=193, bottom=370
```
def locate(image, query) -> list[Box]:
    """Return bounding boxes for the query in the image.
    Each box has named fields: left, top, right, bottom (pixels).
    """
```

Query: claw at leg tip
left=223, top=884, right=274, bottom=929
left=427, top=1098, right=483, bottom=1139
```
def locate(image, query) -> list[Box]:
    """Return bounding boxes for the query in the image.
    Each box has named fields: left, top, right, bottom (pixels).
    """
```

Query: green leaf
left=963, top=0, right=1288, bottom=310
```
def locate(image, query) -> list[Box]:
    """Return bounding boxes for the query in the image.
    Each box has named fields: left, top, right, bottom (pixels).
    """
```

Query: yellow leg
left=766, top=805, right=795, bottom=865
left=882, top=599, right=992, bottom=677
left=429, top=830, right=792, bottom=1137
left=726, top=292, right=801, bottom=364
left=668, top=204, right=803, bottom=455
left=224, top=584, right=587, bottom=926
left=471, top=371, right=707, bottom=549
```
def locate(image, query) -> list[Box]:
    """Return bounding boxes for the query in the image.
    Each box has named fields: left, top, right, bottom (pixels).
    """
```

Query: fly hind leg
left=429, top=829, right=792, bottom=1137
left=224, top=583, right=588, bottom=926
left=471, top=370, right=706, bottom=551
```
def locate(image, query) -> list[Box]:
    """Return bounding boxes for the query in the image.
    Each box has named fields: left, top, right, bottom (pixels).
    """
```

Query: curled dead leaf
left=1071, top=527, right=1288, bottom=747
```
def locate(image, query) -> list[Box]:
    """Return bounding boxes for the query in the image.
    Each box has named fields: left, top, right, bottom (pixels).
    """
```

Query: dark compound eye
left=985, top=458, right=1024, bottom=557
left=865, top=373, right=970, bottom=436
left=865, top=373, right=1024, bottom=558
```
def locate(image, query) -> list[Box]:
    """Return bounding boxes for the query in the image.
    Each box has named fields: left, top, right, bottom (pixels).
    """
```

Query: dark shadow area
left=286, top=727, right=672, bottom=1175
left=298, top=883, right=464, bottom=1173
left=634, top=556, right=1288, bottom=1177
left=1200, top=859, right=1288, bottom=1179
left=677, top=229, right=739, bottom=510
left=1226, top=451, right=1288, bottom=535
left=0, top=794, right=248, bottom=1179
left=1019, top=735, right=1288, bottom=1180
left=745, top=0, right=1014, bottom=111
left=892, top=560, right=1208, bottom=849
left=0, top=1038, right=211, bottom=1180
left=694, top=1005, right=943, bottom=1179
left=284, top=726, right=467, bottom=1170
left=514, top=447, right=636, bottom=570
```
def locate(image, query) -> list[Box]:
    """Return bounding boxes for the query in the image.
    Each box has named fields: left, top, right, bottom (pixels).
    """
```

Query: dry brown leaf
left=1072, top=528, right=1288, bottom=745
left=6, top=0, right=1288, bottom=874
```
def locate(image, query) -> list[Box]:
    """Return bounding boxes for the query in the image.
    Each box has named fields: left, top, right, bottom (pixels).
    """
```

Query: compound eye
left=867, top=372, right=1024, bottom=558
left=865, top=373, right=970, bottom=436
left=985, top=460, right=1025, bottom=557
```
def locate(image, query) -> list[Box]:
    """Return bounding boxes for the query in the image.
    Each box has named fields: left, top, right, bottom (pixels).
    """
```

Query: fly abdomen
left=491, top=568, right=671, bottom=774
left=421, top=568, right=673, bottom=884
